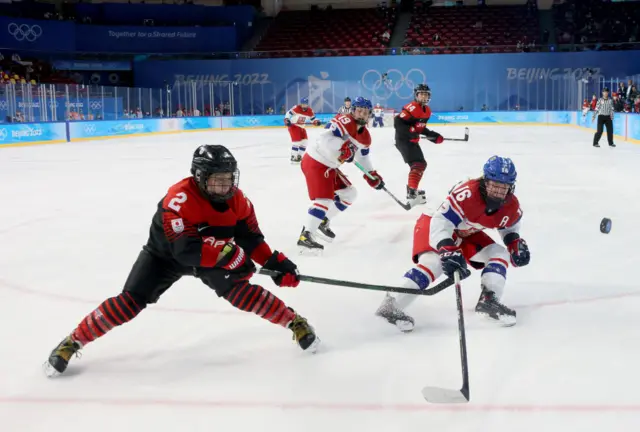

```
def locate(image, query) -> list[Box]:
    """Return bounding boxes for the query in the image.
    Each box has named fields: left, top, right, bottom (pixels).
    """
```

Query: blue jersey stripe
left=442, top=206, right=462, bottom=227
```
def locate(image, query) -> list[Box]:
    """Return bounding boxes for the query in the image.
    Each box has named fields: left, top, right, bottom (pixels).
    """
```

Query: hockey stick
left=353, top=161, right=412, bottom=211
left=445, top=127, right=470, bottom=142
left=258, top=268, right=456, bottom=296
left=422, top=270, right=470, bottom=403
left=423, top=127, right=470, bottom=142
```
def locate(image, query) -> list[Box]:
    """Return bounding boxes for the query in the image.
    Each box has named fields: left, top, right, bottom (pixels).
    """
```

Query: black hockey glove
left=262, top=250, right=300, bottom=287
left=438, top=245, right=469, bottom=278
left=506, top=237, right=530, bottom=267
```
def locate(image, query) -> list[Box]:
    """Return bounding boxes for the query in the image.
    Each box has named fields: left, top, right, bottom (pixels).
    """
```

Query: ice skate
left=43, top=335, right=83, bottom=377
left=316, top=217, right=336, bottom=243
left=288, top=311, right=320, bottom=353
left=297, top=228, right=324, bottom=255
left=407, top=186, right=427, bottom=207
left=375, top=293, right=415, bottom=332
left=475, top=286, right=516, bottom=326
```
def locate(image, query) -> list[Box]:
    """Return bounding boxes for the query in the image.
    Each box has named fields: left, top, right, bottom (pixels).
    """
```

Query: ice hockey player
left=582, top=98, right=590, bottom=118
left=298, top=97, right=385, bottom=253
left=338, top=97, right=353, bottom=115
left=394, top=84, right=444, bottom=207
left=375, top=156, right=530, bottom=331
left=44, top=145, right=319, bottom=377
left=285, top=97, right=321, bottom=163
left=372, top=103, right=384, bottom=128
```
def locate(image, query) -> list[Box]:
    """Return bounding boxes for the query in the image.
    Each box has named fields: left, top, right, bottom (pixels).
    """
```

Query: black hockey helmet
left=190, top=144, right=239, bottom=202
left=414, top=84, right=431, bottom=104
left=344, top=97, right=352, bottom=102
left=602, top=87, right=610, bottom=94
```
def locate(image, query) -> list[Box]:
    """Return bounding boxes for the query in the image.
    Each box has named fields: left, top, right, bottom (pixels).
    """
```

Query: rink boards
left=0, top=110, right=639, bottom=147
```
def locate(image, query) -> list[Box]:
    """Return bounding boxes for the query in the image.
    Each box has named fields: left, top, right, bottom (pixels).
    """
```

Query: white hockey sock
left=480, top=258, right=507, bottom=299
left=303, top=199, right=332, bottom=234
left=298, top=139, right=308, bottom=156
left=325, top=187, right=357, bottom=221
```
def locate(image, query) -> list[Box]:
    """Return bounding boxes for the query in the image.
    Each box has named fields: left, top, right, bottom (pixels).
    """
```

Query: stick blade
left=421, top=386, right=469, bottom=404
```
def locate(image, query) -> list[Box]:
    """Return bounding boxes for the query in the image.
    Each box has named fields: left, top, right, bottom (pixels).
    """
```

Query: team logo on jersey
left=171, top=218, right=184, bottom=234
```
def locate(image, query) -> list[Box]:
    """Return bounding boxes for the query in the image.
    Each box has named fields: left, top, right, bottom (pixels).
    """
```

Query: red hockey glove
left=338, top=143, right=356, bottom=164
left=214, top=243, right=256, bottom=281
left=284, top=118, right=292, bottom=126
left=313, top=119, right=321, bottom=126
left=507, top=237, right=530, bottom=267
left=364, top=170, right=385, bottom=190
left=262, top=251, right=300, bottom=287
left=423, top=129, right=444, bottom=144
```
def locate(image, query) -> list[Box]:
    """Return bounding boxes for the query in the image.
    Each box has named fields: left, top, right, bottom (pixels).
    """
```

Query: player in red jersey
left=375, top=156, right=531, bottom=331
left=297, top=97, right=385, bottom=254
left=285, top=97, right=321, bottom=163
left=394, top=84, right=444, bottom=207
left=44, top=145, right=319, bottom=377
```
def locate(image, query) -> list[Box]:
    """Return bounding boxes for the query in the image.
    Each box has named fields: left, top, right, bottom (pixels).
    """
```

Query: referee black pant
left=593, top=115, right=614, bottom=146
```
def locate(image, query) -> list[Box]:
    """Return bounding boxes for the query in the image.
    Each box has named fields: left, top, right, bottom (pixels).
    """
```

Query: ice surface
left=1, top=126, right=640, bottom=431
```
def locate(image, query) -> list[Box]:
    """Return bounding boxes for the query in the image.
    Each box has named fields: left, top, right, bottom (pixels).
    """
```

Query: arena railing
left=1, top=74, right=639, bottom=124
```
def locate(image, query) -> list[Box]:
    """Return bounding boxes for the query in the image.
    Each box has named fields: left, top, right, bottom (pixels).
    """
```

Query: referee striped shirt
left=338, top=105, right=353, bottom=115
left=595, top=98, right=614, bottom=116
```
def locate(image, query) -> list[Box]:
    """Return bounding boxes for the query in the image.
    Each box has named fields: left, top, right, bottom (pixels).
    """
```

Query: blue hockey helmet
left=300, top=97, right=309, bottom=106
left=351, top=97, right=372, bottom=125
left=481, top=156, right=517, bottom=212
left=352, top=96, right=373, bottom=110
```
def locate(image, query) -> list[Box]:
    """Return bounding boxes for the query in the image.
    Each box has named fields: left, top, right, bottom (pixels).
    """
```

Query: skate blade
left=298, top=246, right=323, bottom=256
left=408, top=198, right=427, bottom=208
left=42, top=361, right=61, bottom=378
left=315, top=231, right=334, bottom=243
left=375, top=313, right=415, bottom=333
left=304, top=336, right=321, bottom=354
left=476, top=311, right=516, bottom=327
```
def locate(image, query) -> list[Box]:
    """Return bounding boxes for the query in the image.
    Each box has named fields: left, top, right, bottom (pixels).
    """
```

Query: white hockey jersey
left=306, top=114, right=374, bottom=171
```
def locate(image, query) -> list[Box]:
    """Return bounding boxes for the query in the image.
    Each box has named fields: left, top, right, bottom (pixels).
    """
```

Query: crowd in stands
left=554, top=0, right=640, bottom=49
left=401, top=1, right=539, bottom=55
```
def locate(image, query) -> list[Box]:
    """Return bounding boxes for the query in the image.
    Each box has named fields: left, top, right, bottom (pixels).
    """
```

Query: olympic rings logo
left=0, top=129, right=7, bottom=141
left=246, top=117, right=259, bottom=125
left=90, top=101, right=102, bottom=110
left=84, top=124, right=97, bottom=135
left=7, top=23, right=43, bottom=42
left=0, top=101, right=7, bottom=110
left=360, top=69, right=427, bottom=100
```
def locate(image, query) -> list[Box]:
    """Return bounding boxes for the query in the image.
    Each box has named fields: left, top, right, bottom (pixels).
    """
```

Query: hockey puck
left=600, top=218, right=612, bottom=234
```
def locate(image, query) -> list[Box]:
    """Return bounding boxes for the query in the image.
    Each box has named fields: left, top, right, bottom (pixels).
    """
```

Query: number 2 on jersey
left=168, top=192, right=187, bottom=211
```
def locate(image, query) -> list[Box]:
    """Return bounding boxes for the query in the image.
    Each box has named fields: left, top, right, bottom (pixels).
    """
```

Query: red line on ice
left=0, top=396, right=639, bottom=413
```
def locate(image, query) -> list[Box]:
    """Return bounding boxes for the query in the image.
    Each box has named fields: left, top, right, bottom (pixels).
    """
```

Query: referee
left=592, top=87, right=616, bottom=148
